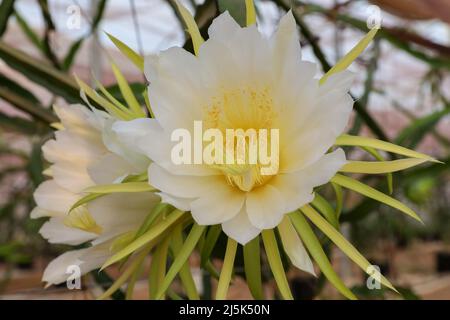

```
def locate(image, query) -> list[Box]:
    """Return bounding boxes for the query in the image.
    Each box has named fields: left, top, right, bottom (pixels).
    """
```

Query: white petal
left=42, top=242, right=111, bottom=286
left=222, top=207, right=260, bottom=245
left=272, top=149, right=346, bottom=212
left=278, top=216, right=315, bottom=276
left=190, top=185, right=245, bottom=225
left=43, top=249, right=88, bottom=285
left=39, top=217, right=96, bottom=245
left=157, top=192, right=191, bottom=211
left=30, top=207, right=60, bottom=219
left=207, top=11, right=241, bottom=44
left=87, top=153, right=137, bottom=185
left=148, top=164, right=222, bottom=198
left=34, top=180, right=79, bottom=213
left=88, top=192, right=160, bottom=234
left=246, top=184, right=285, bottom=229
left=51, top=162, right=93, bottom=192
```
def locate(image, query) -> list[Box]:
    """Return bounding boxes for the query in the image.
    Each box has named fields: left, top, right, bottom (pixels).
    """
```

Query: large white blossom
left=113, top=12, right=353, bottom=274
left=32, top=104, right=157, bottom=285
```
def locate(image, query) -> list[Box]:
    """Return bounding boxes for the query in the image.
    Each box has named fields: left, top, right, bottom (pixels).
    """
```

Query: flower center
left=204, top=86, right=278, bottom=192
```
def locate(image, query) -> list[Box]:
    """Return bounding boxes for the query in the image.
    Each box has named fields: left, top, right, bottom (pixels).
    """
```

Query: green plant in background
left=0, top=0, right=448, bottom=300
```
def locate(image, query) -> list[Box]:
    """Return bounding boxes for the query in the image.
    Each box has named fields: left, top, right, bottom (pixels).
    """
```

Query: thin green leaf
left=0, top=0, right=14, bottom=36
left=331, top=174, right=422, bottom=223
left=155, top=223, right=205, bottom=299
left=243, top=236, right=264, bottom=300
left=102, top=210, right=185, bottom=269
left=170, top=224, right=200, bottom=300
left=301, top=205, right=397, bottom=292
left=106, top=33, right=144, bottom=71
left=149, top=235, right=170, bottom=299
left=216, top=237, right=237, bottom=300
left=261, top=229, right=293, bottom=300
left=289, top=212, right=357, bottom=300
left=311, top=193, right=339, bottom=229
left=335, top=134, right=439, bottom=163
left=340, top=158, right=428, bottom=174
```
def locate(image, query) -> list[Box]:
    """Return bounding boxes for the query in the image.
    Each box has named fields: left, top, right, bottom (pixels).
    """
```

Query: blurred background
left=0, top=0, right=449, bottom=300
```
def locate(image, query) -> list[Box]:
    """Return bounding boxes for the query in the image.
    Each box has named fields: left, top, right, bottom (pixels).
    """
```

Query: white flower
left=32, top=104, right=157, bottom=285
left=114, top=12, right=352, bottom=275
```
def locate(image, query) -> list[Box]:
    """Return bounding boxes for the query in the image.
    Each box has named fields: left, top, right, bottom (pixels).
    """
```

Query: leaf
left=75, top=75, right=133, bottom=120
left=331, top=174, right=422, bottom=222
left=362, top=146, right=393, bottom=194
left=155, top=223, right=206, bottom=299
left=174, top=0, right=204, bottom=55
left=340, top=158, right=428, bottom=174
left=395, top=108, right=450, bottom=149
left=106, top=33, right=144, bottom=71
left=0, top=0, right=14, bottom=36
left=261, top=229, right=293, bottom=300
left=0, top=75, right=56, bottom=123
left=14, top=11, right=44, bottom=52
left=218, top=0, right=246, bottom=27
left=83, top=182, right=155, bottom=194
left=0, top=111, right=37, bottom=134
left=301, top=205, right=397, bottom=292
left=170, top=224, right=200, bottom=300
left=200, top=224, right=222, bottom=267
left=320, top=28, right=378, bottom=84
left=109, top=59, right=145, bottom=117
left=0, top=41, right=81, bottom=104
left=92, top=270, right=125, bottom=300
left=101, top=210, right=185, bottom=269
left=62, top=38, right=83, bottom=71
left=69, top=193, right=104, bottom=212
left=148, top=236, right=170, bottom=299
left=98, top=245, right=151, bottom=300
left=331, top=182, right=343, bottom=218
left=243, top=236, right=264, bottom=300
left=311, top=193, right=339, bottom=229
left=245, top=0, right=256, bottom=26
left=335, top=134, right=439, bottom=162
left=288, top=212, right=357, bottom=300
left=215, top=237, right=238, bottom=300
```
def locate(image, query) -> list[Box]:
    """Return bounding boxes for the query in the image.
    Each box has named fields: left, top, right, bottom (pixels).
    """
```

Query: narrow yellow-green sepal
left=335, top=134, right=439, bottom=162
left=320, top=27, right=378, bottom=85
left=75, top=75, right=133, bottom=120
left=289, top=212, right=357, bottom=300
left=243, top=236, right=264, bottom=300
left=170, top=224, right=200, bottom=300
left=216, top=237, right=238, bottom=300
left=155, top=223, right=205, bottom=299
left=311, top=193, right=339, bottom=229
left=175, top=0, right=204, bottom=56
left=245, top=0, right=256, bottom=26
left=92, top=76, right=130, bottom=115
left=106, top=32, right=144, bottom=71
left=362, top=146, right=394, bottom=194
left=301, top=205, right=397, bottom=293
left=340, top=158, right=428, bottom=174
left=109, top=59, right=145, bottom=117
left=261, top=229, right=293, bottom=300
left=83, top=182, right=155, bottom=194
left=97, top=245, right=151, bottom=300
left=331, top=182, right=343, bottom=218
left=69, top=193, right=104, bottom=212
left=331, top=174, right=423, bottom=223
left=148, top=236, right=170, bottom=299
left=101, top=210, right=185, bottom=269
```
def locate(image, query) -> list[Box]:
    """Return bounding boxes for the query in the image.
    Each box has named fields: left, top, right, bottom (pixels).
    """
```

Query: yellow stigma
left=64, top=206, right=103, bottom=235
left=204, top=86, right=278, bottom=192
